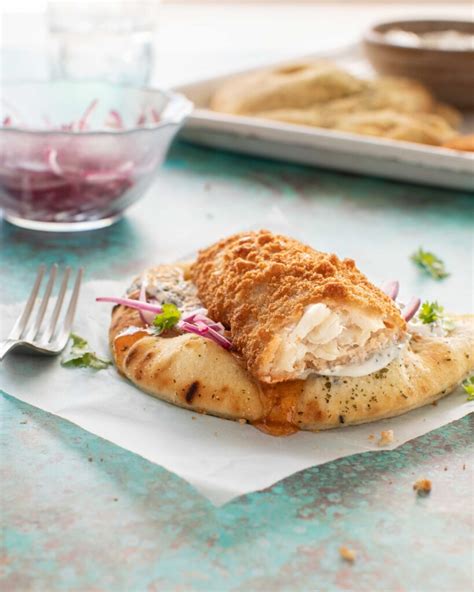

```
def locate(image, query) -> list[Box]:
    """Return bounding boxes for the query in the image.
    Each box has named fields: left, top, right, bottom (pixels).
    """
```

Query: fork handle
left=0, top=340, right=19, bottom=361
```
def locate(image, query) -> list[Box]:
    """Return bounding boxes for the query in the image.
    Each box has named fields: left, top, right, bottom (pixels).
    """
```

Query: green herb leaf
left=462, top=376, right=474, bottom=402
left=70, top=333, right=88, bottom=348
left=153, top=303, right=181, bottom=334
left=418, top=301, right=444, bottom=325
left=411, top=248, right=449, bottom=280
left=61, top=333, right=111, bottom=370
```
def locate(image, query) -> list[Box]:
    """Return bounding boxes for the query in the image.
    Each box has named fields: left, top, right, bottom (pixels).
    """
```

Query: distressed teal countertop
left=1, top=141, right=473, bottom=591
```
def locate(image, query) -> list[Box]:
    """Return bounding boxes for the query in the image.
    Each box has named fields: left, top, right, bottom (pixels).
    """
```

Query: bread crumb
left=339, top=546, right=356, bottom=562
left=238, top=418, right=247, bottom=424
left=377, top=430, right=394, bottom=446
left=444, top=467, right=448, bottom=471
left=463, top=464, right=466, bottom=470
left=191, top=416, right=196, bottom=420
left=413, top=478, right=431, bottom=495
left=368, top=434, right=375, bottom=441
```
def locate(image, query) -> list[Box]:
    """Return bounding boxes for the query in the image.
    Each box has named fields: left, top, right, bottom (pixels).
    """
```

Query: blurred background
left=1, top=0, right=472, bottom=231
left=1, top=0, right=472, bottom=88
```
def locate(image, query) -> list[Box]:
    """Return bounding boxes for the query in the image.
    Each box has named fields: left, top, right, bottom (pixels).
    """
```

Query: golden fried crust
left=192, top=230, right=406, bottom=382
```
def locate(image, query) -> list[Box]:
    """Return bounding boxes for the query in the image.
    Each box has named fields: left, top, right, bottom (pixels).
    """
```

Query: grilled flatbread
left=107, top=260, right=474, bottom=436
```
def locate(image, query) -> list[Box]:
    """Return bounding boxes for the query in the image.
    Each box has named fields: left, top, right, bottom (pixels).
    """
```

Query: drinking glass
left=47, top=1, right=159, bottom=85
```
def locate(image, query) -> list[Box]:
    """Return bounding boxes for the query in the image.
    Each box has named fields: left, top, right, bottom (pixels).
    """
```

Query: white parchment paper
left=1, top=279, right=472, bottom=505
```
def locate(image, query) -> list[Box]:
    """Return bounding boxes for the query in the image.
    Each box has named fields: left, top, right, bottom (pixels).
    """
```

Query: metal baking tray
left=175, top=48, right=474, bottom=191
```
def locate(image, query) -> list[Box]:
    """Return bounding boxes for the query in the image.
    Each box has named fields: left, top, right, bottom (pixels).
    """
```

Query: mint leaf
left=153, top=303, right=181, bottom=334
left=61, top=333, right=111, bottom=370
left=411, top=248, right=448, bottom=280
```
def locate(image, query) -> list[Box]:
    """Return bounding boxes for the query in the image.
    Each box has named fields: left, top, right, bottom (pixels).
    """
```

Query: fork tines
left=8, top=265, right=83, bottom=347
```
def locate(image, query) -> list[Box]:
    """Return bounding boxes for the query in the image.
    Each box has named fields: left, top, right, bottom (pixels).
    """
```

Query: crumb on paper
left=191, top=416, right=196, bottom=420
left=377, top=430, right=394, bottom=447
left=339, top=546, right=356, bottom=562
left=368, top=434, right=375, bottom=441
left=413, top=478, right=432, bottom=495
left=444, top=467, right=448, bottom=471
left=238, top=418, right=247, bottom=424
left=463, top=464, right=466, bottom=470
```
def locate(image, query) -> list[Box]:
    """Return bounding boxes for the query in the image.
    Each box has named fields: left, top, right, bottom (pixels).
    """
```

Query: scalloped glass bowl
left=0, top=81, right=192, bottom=231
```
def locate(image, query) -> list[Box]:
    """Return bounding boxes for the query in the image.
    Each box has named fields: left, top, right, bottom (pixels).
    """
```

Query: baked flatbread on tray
left=210, top=60, right=461, bottom=146
left=99, top=231, right=474, bottom=436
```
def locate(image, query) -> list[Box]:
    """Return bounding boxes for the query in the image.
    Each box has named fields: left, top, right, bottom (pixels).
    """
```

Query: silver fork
left=0, top=265, right=83, bottom=360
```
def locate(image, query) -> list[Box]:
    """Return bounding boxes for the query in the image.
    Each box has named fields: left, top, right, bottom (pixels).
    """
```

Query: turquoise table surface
left=1, top=141, right=473, bottom=592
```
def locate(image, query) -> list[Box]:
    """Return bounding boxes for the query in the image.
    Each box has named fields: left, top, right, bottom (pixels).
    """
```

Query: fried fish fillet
left=108, top=264, right=474, bottom=433
left=192, top=231, right=407, bottom=384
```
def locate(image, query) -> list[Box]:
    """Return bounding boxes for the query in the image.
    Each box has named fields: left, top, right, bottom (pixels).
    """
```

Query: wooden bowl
left=364, top=20, right=474, bottom=109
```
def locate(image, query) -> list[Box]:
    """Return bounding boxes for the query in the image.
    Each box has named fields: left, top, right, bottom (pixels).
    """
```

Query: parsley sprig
left=153, top=303, right=181, bottom=334
left=61, top=333, right=111, bottom=370
left=418, top=301, right=445, bottom=324
left=417, top=301, right=454, bottom=331
left=463, top=377, right=474, bottom=402
left=411, top=248, right=449, bottom=280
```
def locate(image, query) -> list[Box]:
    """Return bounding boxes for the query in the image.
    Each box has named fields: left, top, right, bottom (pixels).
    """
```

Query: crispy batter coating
left=192, top=230, right=406, bottom=382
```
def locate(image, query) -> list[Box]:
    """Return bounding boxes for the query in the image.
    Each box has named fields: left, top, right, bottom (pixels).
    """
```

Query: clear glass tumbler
left=47, top=1, right=160, bottom=85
